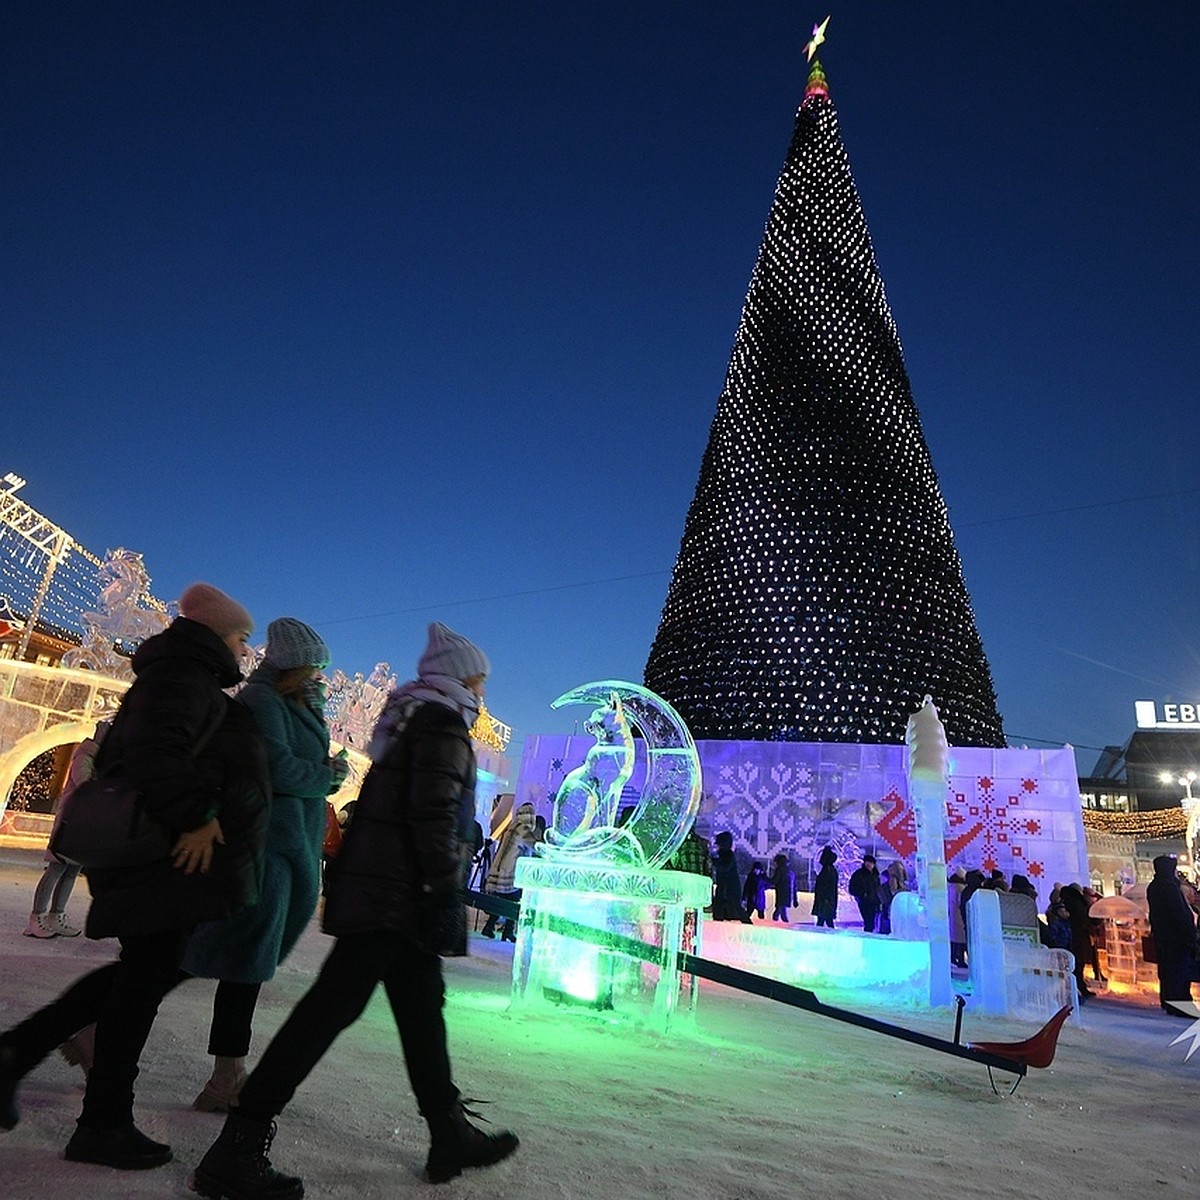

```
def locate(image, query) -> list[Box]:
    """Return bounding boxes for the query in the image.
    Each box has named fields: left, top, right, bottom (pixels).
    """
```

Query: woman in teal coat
left=184, top=618, right=348, bottom=1111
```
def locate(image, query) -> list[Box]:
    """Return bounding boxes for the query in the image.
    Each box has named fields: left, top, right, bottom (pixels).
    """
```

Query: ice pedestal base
left=510, top=860, right=712, bottom=1031
left=701, top=921, right=932, bottom=1007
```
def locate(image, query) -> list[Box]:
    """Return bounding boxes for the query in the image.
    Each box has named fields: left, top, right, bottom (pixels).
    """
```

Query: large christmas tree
left=644, top=56, right=1005, bottom=748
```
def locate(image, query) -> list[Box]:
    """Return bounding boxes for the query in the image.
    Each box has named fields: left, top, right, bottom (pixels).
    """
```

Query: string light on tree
left=644, top=31, right=1005, bottom=748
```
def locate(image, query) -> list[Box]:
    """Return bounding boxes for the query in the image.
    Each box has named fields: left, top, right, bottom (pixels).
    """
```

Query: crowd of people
left=665, top=835, right=918, bottom=934
left=663, top=834, right=1199, bottom=1018
left=0, top=587, right=518, bottom=1195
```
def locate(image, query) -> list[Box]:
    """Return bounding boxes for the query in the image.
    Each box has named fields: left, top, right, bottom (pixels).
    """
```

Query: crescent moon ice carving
left=537, top=680, right=702, bottom=870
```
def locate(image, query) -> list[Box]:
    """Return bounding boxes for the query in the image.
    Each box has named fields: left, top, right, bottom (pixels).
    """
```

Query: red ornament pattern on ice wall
left=872, top=775, right=1046, bottom=879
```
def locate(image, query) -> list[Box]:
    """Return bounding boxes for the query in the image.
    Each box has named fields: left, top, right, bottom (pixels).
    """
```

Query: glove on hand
left=327, top=753, right=350, bottom=793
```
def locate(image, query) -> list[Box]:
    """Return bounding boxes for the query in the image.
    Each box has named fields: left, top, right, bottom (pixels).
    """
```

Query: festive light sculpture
left=324, top=662, right=395, bottom=752
left=644, top=50, right=1005, bottom=748
left=512, top=682, right=710, bottom=1028
left=61, top=548, right=168, bottom=680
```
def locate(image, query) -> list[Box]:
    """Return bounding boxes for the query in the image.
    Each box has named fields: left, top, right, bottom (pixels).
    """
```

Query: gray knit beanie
left=418, top=622, right=489, bottom=682
left=264, top=617, right=330, bottom=670
left=178, top=582, right=254, bottom=638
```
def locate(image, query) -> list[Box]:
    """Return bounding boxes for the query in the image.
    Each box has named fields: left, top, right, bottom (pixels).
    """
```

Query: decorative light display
left=644, top=58, right=1005, bottom=748
left=469, top=700, right=513, bottom=754
left=1081, top=807, right=1187, bottom=838
left=6, top=748, right=56, bottom=812
left=0, top=657, right=130, bottom=820
left=0, top=475, right=168, bottom=654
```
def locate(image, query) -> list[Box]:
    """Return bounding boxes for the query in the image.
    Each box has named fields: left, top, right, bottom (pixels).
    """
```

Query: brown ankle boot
left=193, top=1056, right=247, bottom=1113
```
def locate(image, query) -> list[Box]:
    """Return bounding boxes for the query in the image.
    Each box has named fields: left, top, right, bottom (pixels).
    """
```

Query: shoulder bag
left=49, top=702, right=225, bottom=870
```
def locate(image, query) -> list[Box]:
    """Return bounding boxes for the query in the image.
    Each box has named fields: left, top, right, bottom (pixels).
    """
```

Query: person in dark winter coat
left=742, top=863, right=767, bottom=920
left=1041, top=900, right=1072, bottom=951
left=1060, top=883, right=1096, bottom=1001
left=192, top=622, right=518, bottom=1200
left=769, top=853, right=797, bottom=922
left=959, top=867, right=986, bottom=944
left=877, top=861, right=907, bottom=935
left=947, top=868, right=967, bottom=965
left=0, top=583, right=268, bottom=1171
left=1010, top=873, right=1038, bottom=901
left=1147, top=854, right=1199, bottom=1013
left=184, top=617, right=348, bottom=1112
left=711, top=831, right=748, bottom=921
left=848, top=855, right=882, bottom=932
left=812, top=846, right=838, bottom=928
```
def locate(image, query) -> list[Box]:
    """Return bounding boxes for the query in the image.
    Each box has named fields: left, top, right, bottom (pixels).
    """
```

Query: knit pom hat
left=265, top=617, right=330, bottom=670
left=179, top=582, right=254, bottom=638
left=418, top=621, right=490, bottom=682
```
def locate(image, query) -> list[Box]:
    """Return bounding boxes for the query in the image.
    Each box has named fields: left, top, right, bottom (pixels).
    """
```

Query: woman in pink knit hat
left=0, top=583, right=269, bottom=1171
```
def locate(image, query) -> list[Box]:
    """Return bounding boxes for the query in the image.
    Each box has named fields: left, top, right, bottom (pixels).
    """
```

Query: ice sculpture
left=966, top=881, right=1077, bottom=1021
left=905, top=695, right=952, bottom=1006
left=544, top=690, right=635, bottom=853
left=536, top=681, right=702, bottom=868
left=966, top=888, right=1009, bottom=1013
left=512, top=681, right=709, bottom=1029
left=325, top=662, right=395, bottom=751
left=61, top=548, right=169, bottom=681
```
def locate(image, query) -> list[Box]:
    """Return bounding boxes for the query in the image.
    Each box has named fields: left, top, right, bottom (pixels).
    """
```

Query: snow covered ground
left=0, top=845, right=1196, bottom=1199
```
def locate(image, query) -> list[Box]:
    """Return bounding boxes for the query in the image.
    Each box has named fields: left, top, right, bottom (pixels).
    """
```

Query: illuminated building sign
left=1135, top=700, right=1200, bottom=730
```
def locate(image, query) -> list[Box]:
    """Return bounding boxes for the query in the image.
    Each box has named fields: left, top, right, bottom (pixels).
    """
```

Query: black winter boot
left=191, top=1112, right=304, bottom=1200
left=424, top=1099, right=519, bottom=1184
left=64, top=1122, right=173, bottom=1169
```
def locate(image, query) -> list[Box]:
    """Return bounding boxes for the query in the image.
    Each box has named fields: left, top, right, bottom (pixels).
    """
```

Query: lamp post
left=1159, top=770, right=1197, bottom=800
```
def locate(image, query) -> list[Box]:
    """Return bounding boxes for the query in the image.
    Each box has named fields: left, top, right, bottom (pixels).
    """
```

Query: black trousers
left=1157, top=957, right=1197, bottom=1007
left=1, top=926, right=190, bottom=1129
left=208, top=980, right=263, bottom=1058
left=236, top=930, right=457, bottom=1123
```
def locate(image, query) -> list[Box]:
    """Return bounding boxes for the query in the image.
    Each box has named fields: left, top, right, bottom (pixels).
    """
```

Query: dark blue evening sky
left=4, top=2, right=1198, bottom=770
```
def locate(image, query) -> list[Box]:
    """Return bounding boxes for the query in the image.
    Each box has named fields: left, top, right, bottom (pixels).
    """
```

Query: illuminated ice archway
left=0, top=659, right=126, bottom=813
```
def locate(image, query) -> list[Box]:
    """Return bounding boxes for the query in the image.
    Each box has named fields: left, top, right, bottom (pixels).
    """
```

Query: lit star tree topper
left=805, top=14, right=831, bottom=63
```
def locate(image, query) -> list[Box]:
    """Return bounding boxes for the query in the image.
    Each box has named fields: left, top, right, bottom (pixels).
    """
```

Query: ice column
left=905, top=696, right=953, bottom=1007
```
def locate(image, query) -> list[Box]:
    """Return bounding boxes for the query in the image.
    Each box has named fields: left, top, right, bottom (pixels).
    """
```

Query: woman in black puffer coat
left=0, top=584, right=268, bottom=1172
left=194, top=623, right=518, bottom=1200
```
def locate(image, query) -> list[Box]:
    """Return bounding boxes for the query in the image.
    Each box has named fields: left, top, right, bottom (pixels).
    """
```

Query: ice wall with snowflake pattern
left=516, top=737, right=1086, bottom=899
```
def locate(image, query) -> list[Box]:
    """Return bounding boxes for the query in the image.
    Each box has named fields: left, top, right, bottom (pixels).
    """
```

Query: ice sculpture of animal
left=547, top=692, right=634, bottom=845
